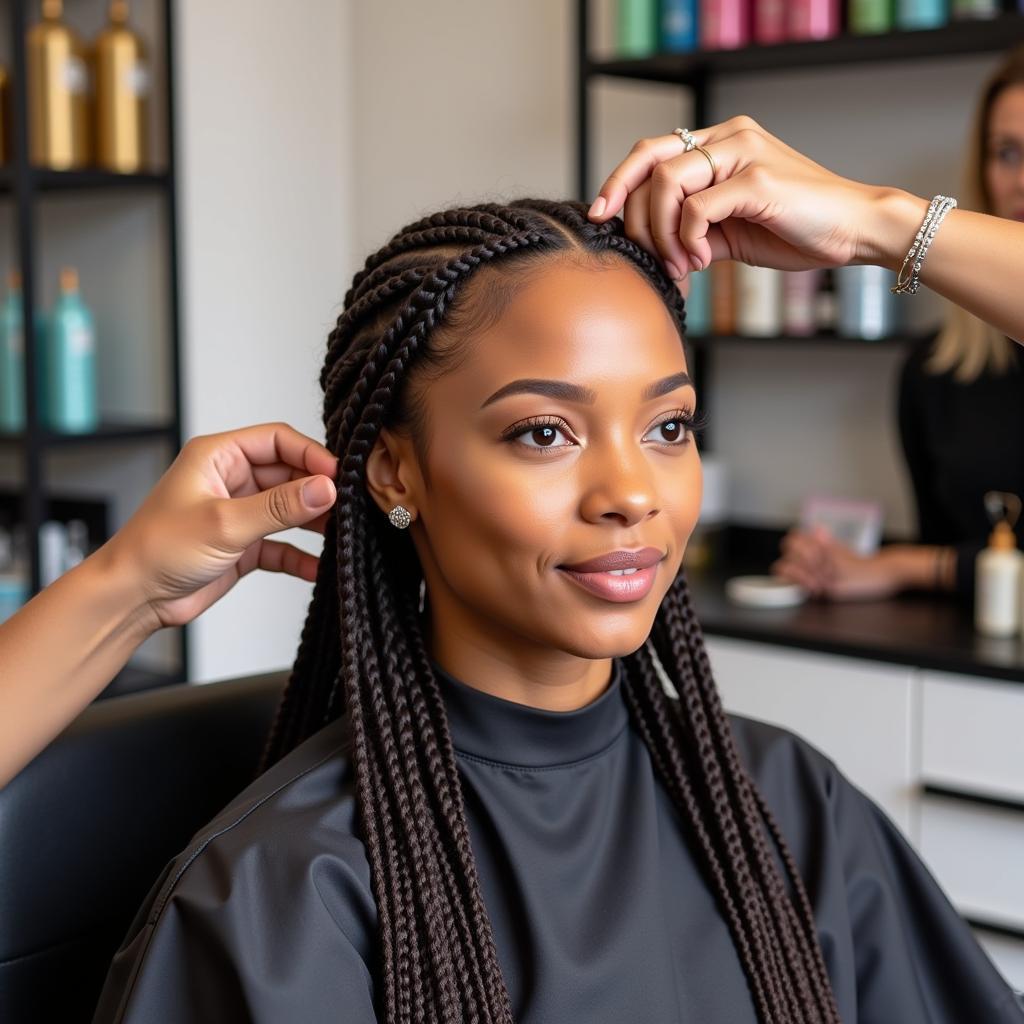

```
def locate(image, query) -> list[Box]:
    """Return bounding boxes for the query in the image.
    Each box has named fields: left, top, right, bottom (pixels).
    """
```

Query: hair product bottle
left=94, top=0, right=149, bottom=173
left=788, top=0, right=841, bottom=40
left=661, top=0, right=699, bottom=52
left=976, top=494, right=1023, bottom=638
left=47, top=266, right=97, bottom=433
left=710, top=260, right=736, bottom=335
left=753, top=0, right=787, bottom=44
left=951, top=0, right=999, bottom=16
left=896, top=0, right=948, bottom=29
left=782, top=269, right=821, bottom=336
left=27, top=0, right=91, bottom=170
left=701, top=0, right=751, bottom=50
left=685, top=269, right=711, bottom=336
left=0, top=270, right=50, bottom=432
left=736, top=264, right=782, bottom=337
left=849, top=0, right=893, bottom=33
left=835, top=264, right=899, bottom=339
left=0, top=66, right=10, bottom=165
left=616, top=0, right=659, bottom=57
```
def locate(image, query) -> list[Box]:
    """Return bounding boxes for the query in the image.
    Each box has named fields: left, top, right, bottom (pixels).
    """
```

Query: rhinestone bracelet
left=891, top=194, right=957, bottom=295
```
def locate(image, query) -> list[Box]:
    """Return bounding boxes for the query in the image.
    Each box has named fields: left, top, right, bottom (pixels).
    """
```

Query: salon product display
left=975, top=492, right=1023, bottom=638
left=47, top=266, right=97, bottom=433
left=24, top=0, right=151, bottom=172
left=610, top=0, right=987, bottom=54
left=692, top=262, right=901, bottom=340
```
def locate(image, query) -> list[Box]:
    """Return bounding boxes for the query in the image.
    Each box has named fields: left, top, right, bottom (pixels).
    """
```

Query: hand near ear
left=105, top=421, right=338, bottom=633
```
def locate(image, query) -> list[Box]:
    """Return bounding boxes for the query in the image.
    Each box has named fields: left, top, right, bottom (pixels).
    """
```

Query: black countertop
left=686, top=527, right=1024, bottom=686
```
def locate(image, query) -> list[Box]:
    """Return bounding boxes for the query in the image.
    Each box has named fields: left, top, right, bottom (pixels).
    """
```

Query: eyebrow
left=480, top=371, right=693, bottom=409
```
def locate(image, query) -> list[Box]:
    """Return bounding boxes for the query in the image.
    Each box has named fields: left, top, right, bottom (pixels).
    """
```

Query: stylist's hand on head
left=586, top=116, right=889, bottom=284
left=0, top=420, right=337, bottom=789
left=112, top=421, right=337, bottom=632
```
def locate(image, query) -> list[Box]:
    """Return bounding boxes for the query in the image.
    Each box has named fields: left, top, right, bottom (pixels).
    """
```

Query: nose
left=578, top=438, right=660, bottom=528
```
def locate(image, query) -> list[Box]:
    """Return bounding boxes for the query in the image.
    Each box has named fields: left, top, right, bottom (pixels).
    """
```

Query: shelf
left=0, top=166, right=170, bottom=194
left=688, top=330, right=931, bottom=347
left=0, top=420, right=179, bottom=448
left=586, top=15, right=1024, bottom=85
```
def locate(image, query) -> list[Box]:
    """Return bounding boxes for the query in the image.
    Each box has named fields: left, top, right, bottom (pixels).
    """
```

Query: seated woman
left=92, top=199, right=1023, bottom=1023
left=774, top=46, right=1024, bottom=602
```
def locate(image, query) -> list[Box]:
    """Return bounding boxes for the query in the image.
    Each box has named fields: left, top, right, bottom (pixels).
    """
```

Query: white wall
left=175, top=0, right=354, bottom=681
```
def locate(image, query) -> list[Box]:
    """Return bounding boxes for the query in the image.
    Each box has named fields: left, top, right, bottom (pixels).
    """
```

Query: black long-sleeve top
left=91, top=657, right=1024, bottom=1022
left=897, top=334, right=1024, bottom=601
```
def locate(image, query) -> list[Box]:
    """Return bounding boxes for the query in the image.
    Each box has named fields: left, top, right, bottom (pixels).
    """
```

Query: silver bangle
left=891, top=194, right=957, bottom=295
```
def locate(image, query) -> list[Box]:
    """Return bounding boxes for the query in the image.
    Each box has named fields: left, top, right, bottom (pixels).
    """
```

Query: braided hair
left=258, top=199, right=843, bottom=1024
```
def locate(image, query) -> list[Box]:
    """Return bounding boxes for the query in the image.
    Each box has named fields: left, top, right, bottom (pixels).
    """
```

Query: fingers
left=587, top=116, right=766, bottom=222
left=238, top=538, right=322, bottom=584
left=212, top=475, right=337, bottom=554
left=191, top=421, right=338, bottom=497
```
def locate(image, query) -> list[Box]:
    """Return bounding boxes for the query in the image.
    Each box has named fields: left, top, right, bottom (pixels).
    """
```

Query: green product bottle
left=849, top=0, right=894, bottom=32
left=617, top=0, right=659, bottom=58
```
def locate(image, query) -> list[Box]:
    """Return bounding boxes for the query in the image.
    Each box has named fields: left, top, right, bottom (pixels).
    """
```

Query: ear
left=365, top=426, right=418, bottom=519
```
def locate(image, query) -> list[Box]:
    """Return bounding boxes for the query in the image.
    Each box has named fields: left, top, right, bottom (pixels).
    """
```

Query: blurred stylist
left=775, top=47, right=1024, bottom=601
left=0, top=422, right=337, bottom=788
left=587, top=64, right=1024, bottom=598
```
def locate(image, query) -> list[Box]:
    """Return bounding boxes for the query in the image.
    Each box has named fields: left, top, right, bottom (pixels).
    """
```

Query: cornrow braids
left=257, top=198, right=842, bottom=1024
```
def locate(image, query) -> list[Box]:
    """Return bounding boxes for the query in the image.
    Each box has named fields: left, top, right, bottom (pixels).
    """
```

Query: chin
left=552, top=615, right=658, bottom=661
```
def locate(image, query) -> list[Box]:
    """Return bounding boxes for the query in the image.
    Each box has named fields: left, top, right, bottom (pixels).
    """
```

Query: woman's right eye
left=504, top=419, right=575, bottom=451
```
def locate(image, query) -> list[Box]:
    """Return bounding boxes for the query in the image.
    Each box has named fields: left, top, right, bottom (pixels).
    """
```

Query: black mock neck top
left=93, top=659, right=1024, bottom=1023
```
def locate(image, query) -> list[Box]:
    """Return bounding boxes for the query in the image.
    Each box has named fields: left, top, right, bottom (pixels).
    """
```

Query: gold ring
left=694, top=144, right=716, bottom=181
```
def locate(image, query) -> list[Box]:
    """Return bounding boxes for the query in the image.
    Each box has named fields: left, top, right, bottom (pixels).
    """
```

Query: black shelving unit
left=4, top=0, right=187, bottom=693
left=575, top=6, right=1024, bottom=445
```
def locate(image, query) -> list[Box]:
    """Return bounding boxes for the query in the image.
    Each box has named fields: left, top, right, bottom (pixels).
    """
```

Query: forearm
left=0, top=540, right=157, bottom=788
left=860, top=188, right=1024, bottom=344
left=883, top=543, right=956, bottom=593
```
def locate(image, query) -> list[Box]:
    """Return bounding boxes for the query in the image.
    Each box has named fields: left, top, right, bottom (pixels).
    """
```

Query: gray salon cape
left=92, top=659, right=1024, bottom=1023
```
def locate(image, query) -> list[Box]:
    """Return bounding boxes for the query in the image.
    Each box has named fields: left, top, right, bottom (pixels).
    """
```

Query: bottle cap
left=42, top=0, right=63, bottom=21
left=59, top=266, right=79, bottom=293
left=7, top=269, right=20, bottom=291
left=990, top=520, right=1018, bottom=551
left=109, top=0, right=129, bottom=24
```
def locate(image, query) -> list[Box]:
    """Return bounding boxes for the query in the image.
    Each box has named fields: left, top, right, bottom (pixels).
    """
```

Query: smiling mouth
left=556, top=561, right=662, bottom=603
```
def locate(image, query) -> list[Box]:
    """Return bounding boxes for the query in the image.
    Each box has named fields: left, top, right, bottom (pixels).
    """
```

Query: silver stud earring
left=388, top=505, right=412, bottom=529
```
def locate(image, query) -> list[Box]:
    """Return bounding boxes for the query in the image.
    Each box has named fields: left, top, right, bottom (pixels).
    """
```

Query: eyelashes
left=501, top=408, right=707, bottom=453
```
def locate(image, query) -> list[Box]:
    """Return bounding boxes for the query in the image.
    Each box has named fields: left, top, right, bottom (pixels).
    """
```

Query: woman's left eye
left=643, top=414, right=694, bottom=445
left=506, top=420, right=574, bottom=450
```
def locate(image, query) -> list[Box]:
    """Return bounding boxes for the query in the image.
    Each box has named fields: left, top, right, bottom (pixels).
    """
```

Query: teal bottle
left=897, top=0, right=947, bottom=28
left=0, top=271, right=49, bottom=433
left=47, top=266, right=97, bottom=434
left=685, top=269, right=711, bottom=337
left=849, top=0, right=893, bottom=32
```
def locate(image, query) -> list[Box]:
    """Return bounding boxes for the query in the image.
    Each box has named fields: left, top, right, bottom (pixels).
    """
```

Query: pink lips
left=557, top=547, right=665, bottom=603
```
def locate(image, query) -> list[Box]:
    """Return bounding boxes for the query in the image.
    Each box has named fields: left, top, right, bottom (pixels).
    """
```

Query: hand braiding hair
left=257, top=198, right=842, bottom=1024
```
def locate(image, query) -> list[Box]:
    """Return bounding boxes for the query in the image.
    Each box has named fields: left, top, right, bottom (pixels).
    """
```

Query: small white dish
left=725, top=575, right=808, bottom=609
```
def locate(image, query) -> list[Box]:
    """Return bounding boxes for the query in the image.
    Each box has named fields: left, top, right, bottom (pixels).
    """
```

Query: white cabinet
left=704, top=636, right=917, bottom=837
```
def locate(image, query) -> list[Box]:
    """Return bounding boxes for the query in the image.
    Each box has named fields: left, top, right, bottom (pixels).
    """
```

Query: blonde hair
left=927, top=46, right=1024, bottom=382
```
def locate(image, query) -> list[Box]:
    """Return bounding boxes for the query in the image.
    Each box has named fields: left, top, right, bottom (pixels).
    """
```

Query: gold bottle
left=27, top=0, right=91, bottom=169
left=94, top=0, right=149, bottom=173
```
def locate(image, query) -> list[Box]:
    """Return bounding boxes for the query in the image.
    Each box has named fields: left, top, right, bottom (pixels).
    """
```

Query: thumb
left=217, top=475, right=337, bottom=550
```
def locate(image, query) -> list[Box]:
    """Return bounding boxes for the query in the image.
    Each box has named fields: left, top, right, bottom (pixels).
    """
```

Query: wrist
left=881, top=544, right=949, bottom=591
left=82, top=538, right=162, bottom=644
left=854, top=187, right=931, bottom=273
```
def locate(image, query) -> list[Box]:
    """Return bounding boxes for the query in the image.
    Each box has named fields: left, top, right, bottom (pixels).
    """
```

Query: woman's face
left=367, top=257, right=701, bottom=683
left=985, top=83, right=1024, bottom=222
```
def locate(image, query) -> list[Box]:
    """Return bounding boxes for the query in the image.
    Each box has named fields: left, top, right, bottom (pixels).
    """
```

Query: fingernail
left=690, top=254, right=704, bottom=273
left=588, top=196, right=607, bottom=218
left=302, top=477, right=334, bottom=507
left=664, top=260, right=684, bottom=281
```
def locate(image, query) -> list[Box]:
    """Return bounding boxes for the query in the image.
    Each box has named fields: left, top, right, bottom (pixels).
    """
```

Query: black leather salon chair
left=0, top=668, right=287, bottom=1024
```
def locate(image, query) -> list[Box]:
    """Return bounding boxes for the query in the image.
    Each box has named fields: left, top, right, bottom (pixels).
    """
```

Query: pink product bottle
left=782, top=269, right=822, bottom=336
left=753, top=0, right=787, bottom=43
left=701, top=0, right=751, bottom=50
left=788, top=0, right=841, bottom=40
